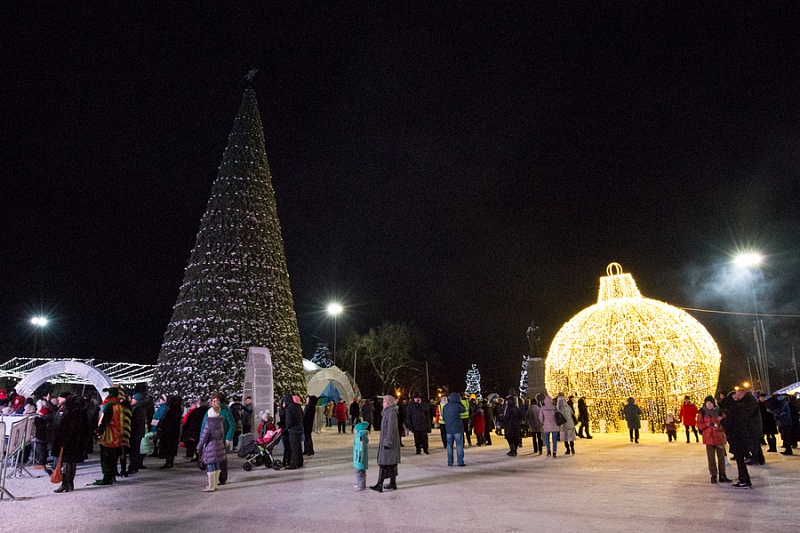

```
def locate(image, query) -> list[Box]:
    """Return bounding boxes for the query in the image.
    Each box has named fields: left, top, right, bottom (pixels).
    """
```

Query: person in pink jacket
left=539, top=394, right=560, bottom=457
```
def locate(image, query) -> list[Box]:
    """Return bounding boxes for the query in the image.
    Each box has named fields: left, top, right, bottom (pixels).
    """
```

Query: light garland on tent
left=545, top=263, right=721, bottom=432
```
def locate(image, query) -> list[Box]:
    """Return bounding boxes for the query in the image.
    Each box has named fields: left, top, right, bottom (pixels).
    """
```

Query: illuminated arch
left=14, top=360, right=113, bottom=399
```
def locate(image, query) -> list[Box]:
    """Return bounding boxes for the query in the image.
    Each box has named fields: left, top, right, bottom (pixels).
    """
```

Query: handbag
left=50, top=450, right=63, bottom=484
left=554, top=410, right=567, bottom=426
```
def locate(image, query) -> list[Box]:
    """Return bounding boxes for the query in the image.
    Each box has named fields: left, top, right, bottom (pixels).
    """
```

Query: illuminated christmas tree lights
left=152, top=85, right=306, bottom=400
left=465, top=363, right=482, bottom=399
left=545, top=263, right=721, bottom=432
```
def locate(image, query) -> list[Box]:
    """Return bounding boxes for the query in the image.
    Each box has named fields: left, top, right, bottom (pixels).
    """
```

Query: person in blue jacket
left=443, top=392, right=466, bottom=467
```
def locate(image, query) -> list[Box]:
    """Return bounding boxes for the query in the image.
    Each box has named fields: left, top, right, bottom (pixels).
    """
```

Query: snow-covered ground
left=3, top=428, right=797, bottom=532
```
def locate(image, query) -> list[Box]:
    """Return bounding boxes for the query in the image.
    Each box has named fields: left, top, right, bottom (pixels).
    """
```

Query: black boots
left=370, top=468, right=386, bottom=492
left=54, top=462, right=75, bottom=493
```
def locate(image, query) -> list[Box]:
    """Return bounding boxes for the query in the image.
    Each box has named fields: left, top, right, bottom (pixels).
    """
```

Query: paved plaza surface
left=3, top=428, right=798, bottom=532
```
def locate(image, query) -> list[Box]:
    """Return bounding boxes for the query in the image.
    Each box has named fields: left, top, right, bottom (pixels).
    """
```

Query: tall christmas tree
left=152, top=83, right=306, bottom=401
left=465, top=363, right=482, bottom=399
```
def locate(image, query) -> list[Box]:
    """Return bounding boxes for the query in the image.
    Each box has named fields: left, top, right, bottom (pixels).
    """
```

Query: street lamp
left=30, top=316, right=48, bottom=358
left=327, top=303, right=343, bottom=367
left=734, top=252, right=770, bottom=393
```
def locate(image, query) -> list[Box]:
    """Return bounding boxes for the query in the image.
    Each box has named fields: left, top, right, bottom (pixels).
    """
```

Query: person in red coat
left=679, top=396, right=699, bottom=443
left=334, top=399, right=349, bottom=433
left=473, top=407, right=486, bottom=446
left=696, top=396, right=731, bottom=484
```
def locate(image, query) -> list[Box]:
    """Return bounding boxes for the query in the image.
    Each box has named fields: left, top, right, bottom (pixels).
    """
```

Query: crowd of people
left=2, top=385, right=798, bottom=494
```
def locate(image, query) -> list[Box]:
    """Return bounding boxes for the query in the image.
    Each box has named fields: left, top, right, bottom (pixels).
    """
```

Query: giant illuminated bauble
left=545, top=263, right=721, bottom=432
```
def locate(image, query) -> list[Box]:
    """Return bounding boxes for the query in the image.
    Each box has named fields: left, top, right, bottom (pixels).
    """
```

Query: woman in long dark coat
left=503, top=396, right=521, bottom=457
left=53, top=395, right=87, bottom=493
left=370, top=395, right=400, bottom=492
left=157, top=395, right=183, bottom=469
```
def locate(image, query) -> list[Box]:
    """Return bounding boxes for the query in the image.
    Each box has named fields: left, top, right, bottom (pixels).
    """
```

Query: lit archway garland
left=545, top=263, right=721, bottom=432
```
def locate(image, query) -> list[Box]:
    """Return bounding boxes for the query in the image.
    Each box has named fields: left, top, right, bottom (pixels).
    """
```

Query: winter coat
left=696, top=407, right=726, bottom=446
left=54, top=397, right=87, bottom=463
left=443, top=393, right=466, bottom=434
left=539, top=396, right=560, bottom=433
left=473, top=410, right=485, bottom=434
left=325, top=402, right=334, bottom=418
left=378, top=404, right=401, bottom=466
left=157, top=396, right=183, bottom=457
left=557, top=397, right=576, bottom=441
left=482, top=402, right=495, bottom=428
left=361, top=400, right=374, bottom=423
left=353, top=421, right=370, bottom=470
left=283, top=395, right=304, bottom=435
left=679, top=402, right=698, bottom=427
left=303, top=397, right=318, bottom=432
left=526, top=403, right=543, bottom=432
left=577, top=398, right=590, bottom=423
left=197, top=413, right=226, bottom=466
left=334, top=401, right=348, bottom=422
left=182, top=405, right=209, bottom=448
left=406, top=400, right=431, bottom=432
left=720, top=392, right=761, bottom=457
left=759, top=400, right=778, bottom=434
left=130, top=403, right=148, bottom=441
left=623, top=398, right=642, bottom=429
left=503, top=397, right=521, bottom=441
left=350, top=400, right=361, bottom=419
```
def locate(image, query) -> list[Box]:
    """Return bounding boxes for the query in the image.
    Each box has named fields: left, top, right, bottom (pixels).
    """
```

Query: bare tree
left=345, top=322, right=421, bottom=394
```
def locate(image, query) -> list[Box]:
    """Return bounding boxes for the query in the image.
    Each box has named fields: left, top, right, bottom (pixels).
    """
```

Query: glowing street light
left=327, top=303, right=343, bottom=367
left=30, top=316, right=49, bottom=358
left=734, top=252, right=763, bottom=268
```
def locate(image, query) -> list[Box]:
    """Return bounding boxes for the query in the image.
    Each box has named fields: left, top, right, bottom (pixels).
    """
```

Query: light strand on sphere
left=545, top=263, right=721, bottom=433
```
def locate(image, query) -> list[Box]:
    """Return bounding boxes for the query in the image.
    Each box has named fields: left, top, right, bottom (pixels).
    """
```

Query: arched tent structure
left=306, top=364, right=361, bottom=406
left=14, top=360, right=113, bottom=400
left=774, top=382, right=800, bottom=396
left=242, top=347, right=274, bottom=420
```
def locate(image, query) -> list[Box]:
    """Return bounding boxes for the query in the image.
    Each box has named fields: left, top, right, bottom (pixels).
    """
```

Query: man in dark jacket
left=720, top=389, right=761, bottom=488
left=282, top=394, right=304, bottom=469
left=128, top=393, right=148, bottom=473
left=406, top=394, right=431, bottom=454
left=349, top=398, right=361, bottom=433
left=443, top=392, right=466, bottom=467
left=303, top=395, right=317, bottom=456
left=577, top=396, right=592, bottom=439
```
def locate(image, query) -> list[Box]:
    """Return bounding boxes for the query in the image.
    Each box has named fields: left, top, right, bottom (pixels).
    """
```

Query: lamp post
left=30, top=316, right=48, bottom=358
left=735, top=252, right=770, bottom=393
left=327, top=303, right=343, bottom=367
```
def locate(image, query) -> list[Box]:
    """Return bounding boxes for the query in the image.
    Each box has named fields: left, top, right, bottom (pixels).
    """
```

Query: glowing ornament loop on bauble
left=545, top=264, right=721, bottom=432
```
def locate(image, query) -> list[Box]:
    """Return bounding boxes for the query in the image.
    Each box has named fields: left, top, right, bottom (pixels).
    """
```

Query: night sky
left=3, top=5, right=799, bottom=392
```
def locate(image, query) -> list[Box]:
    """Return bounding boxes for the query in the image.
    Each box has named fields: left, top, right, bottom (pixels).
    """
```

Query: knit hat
left=703, top=395, right=715, bottom=405
left=132, top=393, right=143, bottom=402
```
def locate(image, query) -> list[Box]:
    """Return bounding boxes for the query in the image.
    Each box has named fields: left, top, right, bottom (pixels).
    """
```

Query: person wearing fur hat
left=94, top=387, right=126, bottom=485
left=197, top=401, right=226, bottom=492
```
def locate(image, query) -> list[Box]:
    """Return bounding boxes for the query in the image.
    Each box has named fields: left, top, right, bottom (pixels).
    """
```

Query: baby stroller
left=238, top=429, right=283, bottom=471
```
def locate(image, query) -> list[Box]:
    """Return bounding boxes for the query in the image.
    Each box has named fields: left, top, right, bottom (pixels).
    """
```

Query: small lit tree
left=465, top=363, right=482, bottom=399
left=519, top=354, right=530, bottom=397
left=311, top=342, right=333, bottom=368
